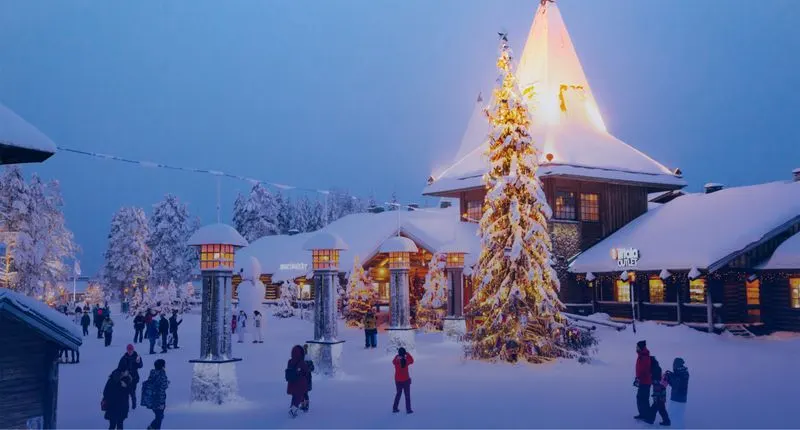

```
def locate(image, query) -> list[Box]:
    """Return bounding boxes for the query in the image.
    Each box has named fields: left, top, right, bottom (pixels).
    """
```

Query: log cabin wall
left=0, top=316, right=51, bottom=429
left=761, top=272, right=800, bottom=331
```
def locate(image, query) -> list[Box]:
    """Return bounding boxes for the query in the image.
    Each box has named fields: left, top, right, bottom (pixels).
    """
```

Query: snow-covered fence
left=563, top=312, right=627, bottom=331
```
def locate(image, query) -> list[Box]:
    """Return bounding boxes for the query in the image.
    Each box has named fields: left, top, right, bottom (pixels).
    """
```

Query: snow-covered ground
left=59, top=310, right=799, bottom=429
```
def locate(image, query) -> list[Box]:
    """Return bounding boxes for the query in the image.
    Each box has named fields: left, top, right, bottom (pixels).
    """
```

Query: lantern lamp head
left=380, top=236, right=418, bottom=270
left=187, top=223, right=248, bottom=272
left=303, top=232, right=349, bottom=270
left=438, top=242, right=468, bottom=269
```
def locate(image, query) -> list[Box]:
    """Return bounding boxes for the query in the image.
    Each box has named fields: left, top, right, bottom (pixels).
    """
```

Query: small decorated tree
left=84, top=283, right=105, bottom=306
left=274, top=280, right=297, bottom=318
left=344, top=256, right=374, bottom=327
left=416, top=253, right=448, bottom=332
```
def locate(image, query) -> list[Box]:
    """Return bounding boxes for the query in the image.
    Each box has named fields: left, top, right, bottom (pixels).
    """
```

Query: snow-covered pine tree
left=307, top=199, right=325, bottom=232
left=417, top=252, right=447, bottom=332
left=275, top=191, right=290, bottom=234
left=466, top=35, right=594, bottom=363
left=290, top=196, right=311, bottom=233
left=274, top=280, right=297, bottom=318
left=128, top=287, right=157, bottom=317
left=232, top=192, right=247, bottom=237
left=0, top=166, right=30, bottom=233
left=233, top=184, right=280, bottom=242
left=103, top=207, right=152, bottom=298
left=344, top=256, right=374, bottom=328
left=149, top=194, right=196, bottom=286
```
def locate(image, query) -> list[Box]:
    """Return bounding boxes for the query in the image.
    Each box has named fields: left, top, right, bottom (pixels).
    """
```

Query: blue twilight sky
left=1, top=0, right=798, bottom=275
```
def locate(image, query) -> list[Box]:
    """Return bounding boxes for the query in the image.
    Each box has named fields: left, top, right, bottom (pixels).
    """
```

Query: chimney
left=407, top=203, right=419, bottom=212
left=704, top=183, right=724, bottom=194
left=793, top=168, right=800, bottom=182
left=440, top=201, right=452, bottom=209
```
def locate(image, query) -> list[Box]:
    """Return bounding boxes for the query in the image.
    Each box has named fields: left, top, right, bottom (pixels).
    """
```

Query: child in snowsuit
left=286, top=345, right=310, bottom=418
left=252, top=310, right=264, bottom=343
left=141, top=359, right=170, bottom=430
left=392, top=347, right=414, bottom=414
left=645, top=356, right=670, bottom=425
left=665, top=357, right=689, bottom=429
left=237, top=311, right=247, bottom=343
left=301, top=344, right=315, bottom=411
left=102, top=316, right=115, bottom=347
left=81, top=311, right=91, bottom=336
left=364, top=312, right=378, bottom=348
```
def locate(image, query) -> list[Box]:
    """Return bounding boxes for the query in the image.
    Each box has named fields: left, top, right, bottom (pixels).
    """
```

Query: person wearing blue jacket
left=665, top=357, right=690, bottom=429
left=146, top=318, right=159, bottom=355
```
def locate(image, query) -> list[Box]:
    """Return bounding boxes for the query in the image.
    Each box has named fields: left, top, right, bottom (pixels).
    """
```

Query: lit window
left=689, top=278, right=706, bottom=303
left=580, top=193, right=600, bottom=222
left=466, top=201, right=482, bottom=223
left=554, top=191, right=576, bottom=220
left=200, top=244, right=234, bottom=270
left=790, top=278, right=800, bottom=309
left=649, top=278, right=665, bottom=303
left=388, top=252, right=411, bottom=269
left=615, top=280, right=631, bottom=303
left=746, top=279, right=760, bottom=305
left=312, top=249, right=339, bottom=270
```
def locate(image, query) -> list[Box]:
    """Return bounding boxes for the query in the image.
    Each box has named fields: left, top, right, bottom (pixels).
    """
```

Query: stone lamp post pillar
left=440, top=244, right=468, bottom=341
left=380, top=236, right=418, bottom=352
left=186, top=223, right=248, bottom=404
left=303, top=232, right=348, bottom=376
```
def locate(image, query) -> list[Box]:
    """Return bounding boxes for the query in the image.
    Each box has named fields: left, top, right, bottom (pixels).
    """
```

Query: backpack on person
left=285, top=366, right=300, bottom=382
left=140, top=379, right=153, bottom=409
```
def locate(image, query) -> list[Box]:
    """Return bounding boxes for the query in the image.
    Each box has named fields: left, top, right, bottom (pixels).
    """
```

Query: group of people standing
left=634, top=340, right=690, bottom=427
left=133, top=309, right=182, bottom=355
left=232, top=309, right=264, bottom=343
left=102, top=344, right=170, bottom=429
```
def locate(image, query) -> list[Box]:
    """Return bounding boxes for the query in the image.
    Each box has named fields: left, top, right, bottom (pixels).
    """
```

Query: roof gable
left=0, top=288, right=82, bottom=350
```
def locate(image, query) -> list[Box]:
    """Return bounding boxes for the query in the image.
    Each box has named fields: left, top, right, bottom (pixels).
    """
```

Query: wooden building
left=757, top=231, right=800, bottom=331
left=0, top=288, right=82, bottom=429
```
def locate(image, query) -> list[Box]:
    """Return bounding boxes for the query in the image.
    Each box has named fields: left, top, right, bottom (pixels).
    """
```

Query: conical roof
left=425, top=1, right=684, bottom=196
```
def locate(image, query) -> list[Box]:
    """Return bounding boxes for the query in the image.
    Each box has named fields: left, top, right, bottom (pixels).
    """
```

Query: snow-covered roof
left=0, top=288, right=82, bottom=350
left=0, top=102, right=56, bottom=164
left=187, top=223, right=248, bottom=248
left=236, top=208, right=480, bottom=282
left=570, top=180, right=800, bottom=274
left=303, top=232, right=349, bottom=251
left=380, top=236, right=418, bottom=253
left=425, top=1, right=683, bottom=196
left=758, top=232, right=800, bottom=270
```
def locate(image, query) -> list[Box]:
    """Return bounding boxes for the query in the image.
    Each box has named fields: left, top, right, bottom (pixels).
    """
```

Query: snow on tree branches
left=233, top=183, right=280, bottom=242
left=417, top=252, right=447, bottom=332
left=149, top=194, right=197, bottom=286
left=344, top=256, right=375, bottom=328
left=465, top=36, right=595, bottom=363
left=103, top=207, right=151, bottom=298
left=274, top=280, right=298, bottom=318
left=84, top=283, right=106, bottom=306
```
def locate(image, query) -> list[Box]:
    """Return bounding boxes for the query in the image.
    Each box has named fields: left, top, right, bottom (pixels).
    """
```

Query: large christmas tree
left=416, top=252, right=447, bottom=332
left=344, top=256, right=375, bottom=327
left=466, top=34, right=591, bottom=363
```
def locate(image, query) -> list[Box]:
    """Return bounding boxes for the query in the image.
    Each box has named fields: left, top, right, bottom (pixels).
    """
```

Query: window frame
left=554, top=190, right=577, bottom=221
left=790, top=277, right=800, bottom=309
left=745, top=279, right=760, bottom=306
left=615, top=279, right=631, bottom=303
left=648, top=277, right=665, bottom=304
left=689, top=278, right=706, bottom=304
left=579, top=192, right=600, bottom=222
left=466, top=201, right=482, bottom=223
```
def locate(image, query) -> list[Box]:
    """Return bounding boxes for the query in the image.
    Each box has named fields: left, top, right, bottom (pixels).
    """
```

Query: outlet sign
left=611, top=247, right=640, bottom=268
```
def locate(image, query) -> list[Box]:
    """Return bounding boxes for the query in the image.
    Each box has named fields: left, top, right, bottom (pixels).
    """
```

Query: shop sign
left=279, top=262, right=308, bottom=271
left=611, top=247, right=640, bottom=268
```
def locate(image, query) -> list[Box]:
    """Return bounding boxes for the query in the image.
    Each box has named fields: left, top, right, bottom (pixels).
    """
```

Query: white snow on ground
left=59, top=308, right=800, bottom=429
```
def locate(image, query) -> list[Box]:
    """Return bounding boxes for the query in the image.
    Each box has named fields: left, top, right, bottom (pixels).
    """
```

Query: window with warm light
left=649, top=277, right=665, bottom=304
left=200, top=244, right=234, bottom=270
left=580, top=193, right=600, bottom=222
left=466, top=201, right=482, bottom=223
left=375, top=282, right=390, bottom=301
left=299, top=283, right=311, bottom=300
left=746, top=279, right=760, bottom=306
left=689, top=278, right=706, bottom=303
left=312, top=249, right=339, bottom=270
left=554, top=191, right=576, bottom=220
left=446, top=253, right=465, bottom=269
left=615, top=280, right=631, bottom=302
left=388, top=252, right=411, bottom=269
left=790, top=277, right=800, bottom=309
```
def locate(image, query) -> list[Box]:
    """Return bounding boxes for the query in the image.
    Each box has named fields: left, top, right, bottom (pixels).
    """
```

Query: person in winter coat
left=133, top=313, right=145, bottom=344
left=94, top=306, right=104, bottom=339
left=231, top=314, right=237, bottom=334
left=158, top=315, right=169, bottom=353
left=644, top=356, right=670, bottom=426
left=286, top=345, right=310, bottom=418
left=142, top=359, right=170, bottom=430
left=236, top=310, right=248, bottom=343
left=74, top=306, right=83, bottom=324
left=252, top=310, right=264, bottom=343
left=634, top=340, right=652, bottom=420
left=392, top=347, right=414, bottom=414
left=665, top=357, right=689, bottom=429
left=146, top=318, right=159, bottom=355
left=363, top=312, right=378, bottom=349
left=102, top=316, right=115, bottom=347
left=144, top=309, right=154, bottom=325
left=103, top=364, right=133, bottom=430
left=81, top=311, right=91, bottom=336
left=301, top=344, right=315, bottom=411
left=168, top=312, right=182, bottom=349
left=118, top=344, right=144, bottom=409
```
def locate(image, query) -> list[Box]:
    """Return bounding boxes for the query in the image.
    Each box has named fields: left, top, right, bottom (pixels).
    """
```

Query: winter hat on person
left=636, top=340, right=646, bottom=350
left=398, top=347, right=407, bottom=357
left=126, top=344, right=135, bottom=353
left=673, top=357, right=686, bottom=369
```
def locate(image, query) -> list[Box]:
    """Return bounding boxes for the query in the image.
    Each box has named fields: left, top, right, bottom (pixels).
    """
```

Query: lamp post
left=303, top=232, right=348, bottom=376
left=440, top=244, right=468, bottom=341
left=380, top=236, right=418, bottom=352
left=186, top=223, right=248, bottom=404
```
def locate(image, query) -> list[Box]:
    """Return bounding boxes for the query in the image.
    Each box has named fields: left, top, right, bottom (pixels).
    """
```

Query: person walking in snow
left=102, top=364, right=133, bottom=430
left=133, top=312, right=145, bottom=344
left=285, top=345, right=310, bottom=418
left=634, top=340, right=653, bottom=421
left=231, top=314, right=237, bottom=334
left=392, top=347, right=414, bottom=414
left=237, top=310, right=247, bottom=343
left=81, top=311, right=91, bottom=336
left=102, top=316, right=115, bottom=347
left=363, top=311, right=378, bottom=349
left=168, top=311, right=182, bottom=349
left=94, top=305, right=104, bottom=339
left=301, top=344, right=315, bottom=411
left=644, top=356, right=670, bottom=426
left=118, top=344, right=144, bottom=410
left=158, top=314, right=169, bottom=353
left=665, top=357, right=689, bottom=428
left=146, top=316, right=159, bottom=355
left=252, top=310, right=264, bottom=343
left=141, top=358, right=170, bottom=430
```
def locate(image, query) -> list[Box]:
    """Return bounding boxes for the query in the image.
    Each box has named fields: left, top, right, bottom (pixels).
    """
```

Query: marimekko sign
left=610, top=247, right=640, bottom=268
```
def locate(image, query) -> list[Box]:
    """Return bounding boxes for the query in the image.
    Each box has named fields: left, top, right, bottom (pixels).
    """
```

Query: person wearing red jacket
left=634, top=340, right=652, bottom=420
left=392, top=347, right=414, bottom=414
left=286, top=345, right=310, bottom=418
